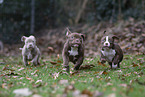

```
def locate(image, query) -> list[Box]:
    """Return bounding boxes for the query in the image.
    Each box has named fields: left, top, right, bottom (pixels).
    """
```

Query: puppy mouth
left=72, top=44, right=79, bottom=48
left=28, top=46, right=34, bottom=49
left=103, top=46, right=111, bottom=49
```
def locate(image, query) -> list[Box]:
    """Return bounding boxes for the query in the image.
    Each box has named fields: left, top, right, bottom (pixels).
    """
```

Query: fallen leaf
left=93, top=90, right=104, bottom=97
left=100, top=71, right=108, bottom=75
left=13, top=76, right=19, bottom=78
left=57, top=60, right=62, bottom=63
left=18, top=67, right=25, bottom=71
left=79, top=64, right=95, bottom=70
left=13, top=88, right=32, bottom=96
left=132, top=64, right=138, bottom=67
left=2, top=67, right=15, bottom=71
left=59, top=80, right=68, bottom=85
left=32, top=83, right=43, bottom=88
left=70, top=71, right=80, bottom=76
left=94, top=72, right=99, bottom=74
left=98, top=61, right=106, bottom=66
left=119, top=84, right=127, bottom=87
left=107, top=93, right=116, bottom=97
left=31, top=70, right=39, bottom=75
left=47, top=47, right=54, bottom=51
left=53, top=72, right=59, bottom=80
left=50, top=61, right=57, bottom=65
left=64, top=85, right=75, bottom=93
left=107, top=83, right=113, bottom=86
left=2, top=83, right=7, bottom=89
left=32, top=94, right=42, bottom=97
left=81, top=89, right=93, bottom=97
left=26, top=77, right=33, bottom=81
left=72, top=90, right=81, bottom=97
left=35, top=80, right=42, bottom=84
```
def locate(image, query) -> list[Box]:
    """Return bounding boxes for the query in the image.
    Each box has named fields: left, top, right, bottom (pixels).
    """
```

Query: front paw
left=101, top=59, right=106, bottom=64
left=74, top=65, right=80, bottom=70
left=24, top=61, right=28, bottom=66
left=31, top=60, right=37, bottom=66
left=112, top=63, right=117, bottom=69
left=64, top=65, right=69, bottom=73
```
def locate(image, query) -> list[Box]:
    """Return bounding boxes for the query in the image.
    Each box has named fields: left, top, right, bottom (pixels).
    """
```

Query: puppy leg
left=63, top=55, right=69, bottom=72
left=108, top=62, right=112, bottom=68
left=23, top=56, right=27, bottom=66
left=100, top=53, right=106, bottom=64
left=101, top=58, right=106, bottom=64
left=74, top=57, right=83, bottom=70
left=32, top=55, right=39, bottom=66
left=113, top=55, right=119, bottom=68
left=117, top=63, right=120, bottom=68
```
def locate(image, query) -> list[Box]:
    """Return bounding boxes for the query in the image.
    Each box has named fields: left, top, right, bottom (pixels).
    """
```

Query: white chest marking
left=68, top=47, right=78, bottom=56
left=101, top=49, right=116, bottom=62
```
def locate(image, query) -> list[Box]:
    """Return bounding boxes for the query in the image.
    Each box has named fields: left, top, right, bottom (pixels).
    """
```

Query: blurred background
left=0, top=0, right=144, bottom=56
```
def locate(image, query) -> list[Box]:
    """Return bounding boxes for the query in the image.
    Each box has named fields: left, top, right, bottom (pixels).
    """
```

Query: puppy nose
left=75, top=39, right=80, bottom=43
left=105, top=43, right=108, bottom=45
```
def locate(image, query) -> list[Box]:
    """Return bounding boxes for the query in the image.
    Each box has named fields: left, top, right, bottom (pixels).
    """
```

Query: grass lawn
left=0, top=54, right=145, bottom=97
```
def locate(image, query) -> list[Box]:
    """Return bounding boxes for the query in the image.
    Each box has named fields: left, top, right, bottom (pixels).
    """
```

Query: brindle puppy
left=62, top=28, right=85, bottom=72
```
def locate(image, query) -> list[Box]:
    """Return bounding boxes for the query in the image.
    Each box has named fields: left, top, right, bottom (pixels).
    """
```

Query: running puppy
left=100, top=32, right=123, bottom=68
left=21, top=35, right=41, bottom=66
left=62, top=28, right=85, bottom=72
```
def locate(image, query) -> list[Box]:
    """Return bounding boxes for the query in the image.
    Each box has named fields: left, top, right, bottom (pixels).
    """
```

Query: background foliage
left=0, top=0, right=144, bottom=43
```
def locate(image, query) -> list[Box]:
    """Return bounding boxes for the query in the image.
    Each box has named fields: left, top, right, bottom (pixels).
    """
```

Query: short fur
left=100, top=35, right=123, bottom=68
left=62, top=28, right=85, bottom=72
left=21, top=35, right=41, bottom=66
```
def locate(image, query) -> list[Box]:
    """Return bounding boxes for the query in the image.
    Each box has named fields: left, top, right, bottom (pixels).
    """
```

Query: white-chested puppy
left=21, top=35, right=41, bottom=66
left=100, top=31, right=123, bottom=69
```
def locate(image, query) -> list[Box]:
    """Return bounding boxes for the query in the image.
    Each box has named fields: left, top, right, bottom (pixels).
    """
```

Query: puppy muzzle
left=27, top=44, right=34, bottom=50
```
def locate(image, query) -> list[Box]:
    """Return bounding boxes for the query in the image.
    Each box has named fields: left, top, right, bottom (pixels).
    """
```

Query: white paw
left=112, top=63, right=117, bottom=68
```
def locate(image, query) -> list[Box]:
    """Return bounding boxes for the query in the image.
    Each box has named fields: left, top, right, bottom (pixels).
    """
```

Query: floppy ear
left=103, top=31, right=106, bottom=34
left=21, top=36, right=27, bottom=42
left=80, top=34, right=85, bottom=41
left=112, top=35, right=119, bottom=40
left=30, top=35, right=36, bottom=40
left=66, top=28, right=72, bottom=37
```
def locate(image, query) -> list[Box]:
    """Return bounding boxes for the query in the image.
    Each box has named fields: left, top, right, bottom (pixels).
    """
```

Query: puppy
left=62, top=28, right=85, bottom=72
left=0, top=40, right=3, bottom=53
left=21, top=35, right=41, bottom=66
left=100, top=33, right=123, bottom=69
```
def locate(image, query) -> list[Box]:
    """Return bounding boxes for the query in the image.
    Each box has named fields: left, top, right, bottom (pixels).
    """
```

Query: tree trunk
left=30, top=0, right=35, bottom=34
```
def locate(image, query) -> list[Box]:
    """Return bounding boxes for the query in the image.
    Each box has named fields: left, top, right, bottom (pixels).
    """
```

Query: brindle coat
left=62, top=28, right=85, bottom=72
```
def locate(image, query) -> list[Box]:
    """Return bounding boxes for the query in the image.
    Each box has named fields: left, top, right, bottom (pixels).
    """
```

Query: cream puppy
left=21, top=35, right=41, bottom=66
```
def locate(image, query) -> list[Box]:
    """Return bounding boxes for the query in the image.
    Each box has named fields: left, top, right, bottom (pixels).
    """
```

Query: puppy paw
left=112, top=63, right=117, bottom=69
left=63, top=65, right=69, bottom=72
left=74, top=65, right=80, bottom=70
left=101, top=59, right=106, bottom=64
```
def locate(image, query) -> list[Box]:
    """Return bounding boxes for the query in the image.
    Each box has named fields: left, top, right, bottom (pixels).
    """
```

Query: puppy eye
left=71, top=37, right=74, bottom=39
left=80, top=38, right=82, bottom=40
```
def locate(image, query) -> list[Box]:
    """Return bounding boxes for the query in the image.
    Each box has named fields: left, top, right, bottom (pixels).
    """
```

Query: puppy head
left=101, top=34, right=119, bottom=49
left=21, top=35, right=36, bottom=50
left=66, top=28, right=85, bottom=48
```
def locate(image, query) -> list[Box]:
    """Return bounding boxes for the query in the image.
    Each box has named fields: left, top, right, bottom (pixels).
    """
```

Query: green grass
left=0, top=54, right=145, bottom=97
